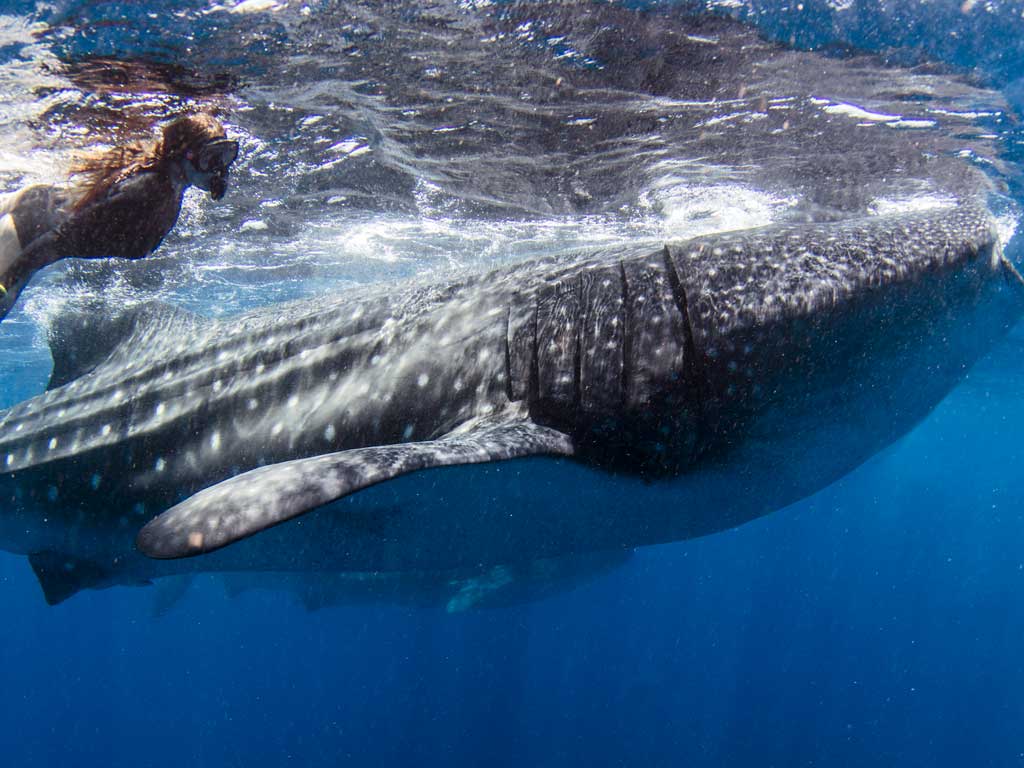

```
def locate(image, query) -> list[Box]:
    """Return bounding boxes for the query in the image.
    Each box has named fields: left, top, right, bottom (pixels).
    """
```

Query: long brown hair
left=69, top=113, right=227, bottom=212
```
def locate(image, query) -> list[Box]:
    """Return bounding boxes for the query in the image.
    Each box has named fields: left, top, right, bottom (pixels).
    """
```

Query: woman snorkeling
left=0, top=112, right=238, bottom=321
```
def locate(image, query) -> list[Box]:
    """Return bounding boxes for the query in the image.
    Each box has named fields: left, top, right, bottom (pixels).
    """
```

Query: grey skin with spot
left=0, top=203, right=1022, bottom=604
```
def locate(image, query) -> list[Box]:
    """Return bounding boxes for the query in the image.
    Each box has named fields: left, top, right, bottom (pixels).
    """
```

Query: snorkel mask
left=184, top=138, right=239, bottom=200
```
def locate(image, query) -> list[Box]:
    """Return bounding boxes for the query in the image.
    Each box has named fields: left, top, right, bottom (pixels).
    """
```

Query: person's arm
left=0, top=227, right=61, bottom=321
left=0, top=172, right=183, bottom=322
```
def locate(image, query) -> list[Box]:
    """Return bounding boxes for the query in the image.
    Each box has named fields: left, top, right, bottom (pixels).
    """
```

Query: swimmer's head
left=164, top=113, right=239, bottom=200
left=70, top=112, right=239, bottom=212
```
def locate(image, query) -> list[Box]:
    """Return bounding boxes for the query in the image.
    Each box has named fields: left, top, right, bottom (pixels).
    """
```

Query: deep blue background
left=2, top=340, right=1024, bottom=766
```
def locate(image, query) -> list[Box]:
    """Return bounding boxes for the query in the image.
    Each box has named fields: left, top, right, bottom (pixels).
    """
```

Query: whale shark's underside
left=0, top=203, right=1021, bottom=604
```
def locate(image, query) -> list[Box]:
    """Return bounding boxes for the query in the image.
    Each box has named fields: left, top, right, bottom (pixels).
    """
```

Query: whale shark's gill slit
left=529, top=297, right=540, bottom=405
left=503, top=307, right=514, bottom=403
left=618, top=261, right=632, bottom=411
left=662, top=246, right=703, bottom=438
left=572, top=276, right=583, bottom=417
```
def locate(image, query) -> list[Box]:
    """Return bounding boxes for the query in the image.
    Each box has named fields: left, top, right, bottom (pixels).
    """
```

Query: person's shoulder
left=5, top=183, right=61, bottom=209
left=109, top=169, right=175, bottom=198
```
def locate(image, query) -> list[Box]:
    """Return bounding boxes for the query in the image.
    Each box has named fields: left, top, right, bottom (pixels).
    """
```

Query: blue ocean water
left=1, top=1, right=1024, bottom=766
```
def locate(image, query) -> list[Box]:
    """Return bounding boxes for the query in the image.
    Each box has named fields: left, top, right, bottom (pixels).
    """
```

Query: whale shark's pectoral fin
left=136, top=418, right=575, bottom=560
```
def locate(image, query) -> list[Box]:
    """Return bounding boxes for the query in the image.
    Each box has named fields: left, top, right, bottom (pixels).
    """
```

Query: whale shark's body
left=0, top=204, right=1020, bottom=603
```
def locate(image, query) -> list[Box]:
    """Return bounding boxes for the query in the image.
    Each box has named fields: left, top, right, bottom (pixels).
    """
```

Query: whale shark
left=0, top=202, right=1020, bottom=604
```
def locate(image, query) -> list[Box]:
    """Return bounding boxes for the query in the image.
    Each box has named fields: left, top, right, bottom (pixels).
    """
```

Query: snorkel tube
left=183, top=138, right=239, bottom=200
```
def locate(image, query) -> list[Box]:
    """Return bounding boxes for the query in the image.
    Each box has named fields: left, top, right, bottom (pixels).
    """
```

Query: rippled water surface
left=0, top=1, right=1020, bottom=340
left=3, top=2, right=1024, bottom=767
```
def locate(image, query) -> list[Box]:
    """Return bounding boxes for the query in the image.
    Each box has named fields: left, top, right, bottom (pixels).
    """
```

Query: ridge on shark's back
left=0, top=203, right=1021, bottom=604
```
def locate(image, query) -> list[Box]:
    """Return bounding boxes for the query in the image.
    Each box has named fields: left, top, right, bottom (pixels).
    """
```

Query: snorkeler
left=0, top=112, right=239, bottom=322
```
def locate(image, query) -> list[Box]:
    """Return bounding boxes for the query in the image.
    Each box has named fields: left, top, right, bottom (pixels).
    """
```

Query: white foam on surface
left=647, top=181, right=798, bottom=239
